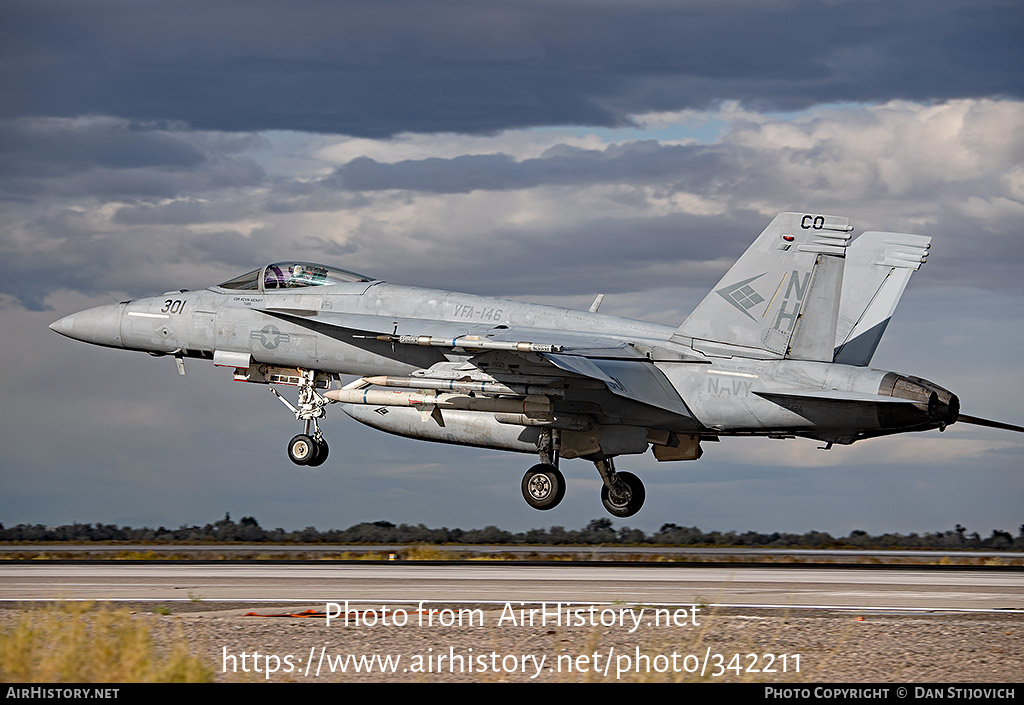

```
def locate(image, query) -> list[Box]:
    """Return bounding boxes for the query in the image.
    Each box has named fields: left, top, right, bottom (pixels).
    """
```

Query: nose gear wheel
left=273, top=368, right=334, bottom=467
left=288, top=434, right=317, bottom=465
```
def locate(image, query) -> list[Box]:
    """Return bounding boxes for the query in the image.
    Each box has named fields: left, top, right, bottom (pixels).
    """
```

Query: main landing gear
left=594, top=458, right=645, bottom=518
left=270, top=369, right=333, bottom=467
left=522, top=428, right=565, bottom=509
left=522, top=464, right=566, bottom=510
left=520, top=429, right=646, bottom=517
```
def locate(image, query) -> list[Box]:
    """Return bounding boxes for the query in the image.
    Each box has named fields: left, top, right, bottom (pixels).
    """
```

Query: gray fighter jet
left=49, top=212, right=1022, bottom=517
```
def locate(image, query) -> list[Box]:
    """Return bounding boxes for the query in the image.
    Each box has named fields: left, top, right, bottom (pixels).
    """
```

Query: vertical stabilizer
left=671, top=212, right=853, bottom=360
left=833, top=231, right=931, bottom=366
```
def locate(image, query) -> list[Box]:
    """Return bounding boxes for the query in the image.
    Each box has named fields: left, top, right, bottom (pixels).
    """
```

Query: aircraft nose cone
left=49, top=313, right=78, bottom=337
left=49, top=304, right=124, bottom=348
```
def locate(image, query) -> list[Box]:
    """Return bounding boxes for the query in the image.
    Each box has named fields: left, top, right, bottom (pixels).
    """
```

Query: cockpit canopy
left=217, top=262, right=375, bottom=292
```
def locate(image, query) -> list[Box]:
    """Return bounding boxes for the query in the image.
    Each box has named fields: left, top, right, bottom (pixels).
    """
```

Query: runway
left=3, top=563, right=1022, bottom=611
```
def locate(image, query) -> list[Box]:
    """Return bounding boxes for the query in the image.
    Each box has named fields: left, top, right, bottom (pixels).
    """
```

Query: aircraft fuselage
left=51, top=281, right=956, bottom=445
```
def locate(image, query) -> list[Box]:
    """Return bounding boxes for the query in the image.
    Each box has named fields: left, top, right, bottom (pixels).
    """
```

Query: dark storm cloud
left=325, top=141, right=732, bottom=193
left=3, top=0, right=1021, bottom=136
left=0, top=118, right=265, bottom=200
left=1, top=160, right=265, bottom=201
left=0, top=118, right=205, bottom=174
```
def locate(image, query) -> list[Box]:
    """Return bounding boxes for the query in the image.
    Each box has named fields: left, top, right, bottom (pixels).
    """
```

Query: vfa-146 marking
left=50, top=213, right=1023, bottom=517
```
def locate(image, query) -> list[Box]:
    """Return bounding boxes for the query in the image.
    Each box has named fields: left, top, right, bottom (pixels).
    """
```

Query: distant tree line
left=0, top=515, right=1021, bottom=549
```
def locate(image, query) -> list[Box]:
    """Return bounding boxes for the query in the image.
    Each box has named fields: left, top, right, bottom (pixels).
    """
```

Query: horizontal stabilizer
left=754, top=388, right=920, bottom=406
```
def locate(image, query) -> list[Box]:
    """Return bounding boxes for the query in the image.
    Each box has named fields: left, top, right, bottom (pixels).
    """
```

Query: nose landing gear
left=270, top=368, right=334, bottom=467
left=288, top=432, right=329, bottom=467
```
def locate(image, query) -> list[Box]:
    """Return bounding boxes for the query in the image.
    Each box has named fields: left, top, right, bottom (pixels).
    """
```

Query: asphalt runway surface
left=3, top=562, right=1022, bottom=682
left=3, top=563, right=1022, bottom=611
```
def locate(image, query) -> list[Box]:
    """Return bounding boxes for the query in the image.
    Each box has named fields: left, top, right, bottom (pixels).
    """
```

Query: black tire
left=288, top=434, right=317, bottom=466
left=307, top=439, right=329, bottom=467
left=521, top=463, right=566, bottom=510
left=600, top=471, right=645, bottom=517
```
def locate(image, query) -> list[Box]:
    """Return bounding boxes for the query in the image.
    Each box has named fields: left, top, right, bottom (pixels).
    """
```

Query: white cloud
left=721, top=99, right=1024, bottom=202
left=314, top=129, right=609, bottom=166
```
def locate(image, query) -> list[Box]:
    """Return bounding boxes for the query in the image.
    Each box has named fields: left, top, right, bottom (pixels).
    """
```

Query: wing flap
left=543, top=353, right=693, bottom=417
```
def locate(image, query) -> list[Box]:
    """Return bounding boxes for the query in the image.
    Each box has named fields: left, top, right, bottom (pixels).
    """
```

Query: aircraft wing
left=263, top=309, right=695, bottom=420
left=264, top=309, right=644, bottom=356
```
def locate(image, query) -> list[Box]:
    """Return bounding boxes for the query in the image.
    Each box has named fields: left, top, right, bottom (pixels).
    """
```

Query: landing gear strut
left=594, top=457, right=645, bottom=517
left=271, top=369, right=333, bottom=467
left=521, top=428, right=565, bottom=510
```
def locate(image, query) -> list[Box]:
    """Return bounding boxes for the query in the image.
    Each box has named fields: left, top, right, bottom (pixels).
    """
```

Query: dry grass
left=0, top=602, right=213, bottom=683
left=399, top=544, right=460, bottom=561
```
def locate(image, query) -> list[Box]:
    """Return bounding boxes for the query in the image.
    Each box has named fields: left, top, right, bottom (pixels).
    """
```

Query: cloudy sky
left=2, top=0, right=1022, bottom=536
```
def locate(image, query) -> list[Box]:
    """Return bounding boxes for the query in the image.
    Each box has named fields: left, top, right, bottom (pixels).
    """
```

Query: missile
left=493, top=412, right=594, bottom=431
left=353, top=334, right=562, bottom=353
left=359, top=375, right=565, bottom=397
left=324, top=388, right=553, bottom=419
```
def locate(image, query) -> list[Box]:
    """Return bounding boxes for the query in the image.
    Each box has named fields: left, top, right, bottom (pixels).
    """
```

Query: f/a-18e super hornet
left=50, top=212, right=1023, bottom=517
